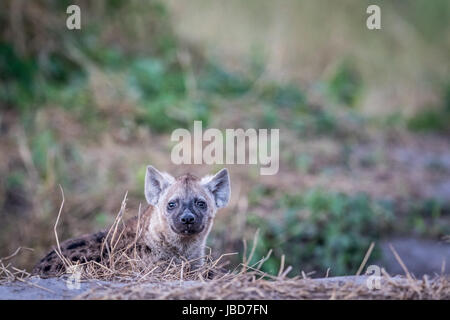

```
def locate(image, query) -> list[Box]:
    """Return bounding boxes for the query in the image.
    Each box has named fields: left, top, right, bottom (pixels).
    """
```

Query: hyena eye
left=167, top=201, right=177, bottom=210
left=196, top=200, right=206, bottom=209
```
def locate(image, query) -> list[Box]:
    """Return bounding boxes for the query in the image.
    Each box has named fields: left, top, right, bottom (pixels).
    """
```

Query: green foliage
left=326, top=60, right=362, bottom=108
left=128, top=58, right=186, bottom=100
left=255, top=82, right=337, bottom=135
left=289, top=106, right=337, bottom=135
left=136, top=96, right=211, bottom=133
left=407, top=109, right=450, bottom=132
left=5, top=170, right=26, bottom=190
left=199, top=63, right=253, bottom=96
left=247, top=189, right=392, bottom=276
left=260, top=83, right=306, bottom=109
left=42, top=53, right=85, bottom=85
left=248, top=185, right=276, bottom=206
left=80, top=40, right=127, bottom=70
left=0, top=43, right=37, bottom=110
left=406, top=199, right=450, bottom=236
left=294, top=154, right=314, bottom=173
left=0, top=0, right=365, bottom=139
left=127, top=57, right=216, bottom=132
left=258, top=103, right=280, bottom=128
left=407, top=81, right=450, bottom=133
left=376, top=111, right=406, bottom=129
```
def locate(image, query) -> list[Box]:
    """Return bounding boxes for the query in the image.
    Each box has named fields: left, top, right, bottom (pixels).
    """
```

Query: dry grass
left=76, top=273, right=450, bottom=300
left=76, top=231, right=450, bottom=300
left=1, top=189, right=449, bottom=300
left=2, top=246, right=449, bottom=300
left=0, top=247, right=33, bottom=283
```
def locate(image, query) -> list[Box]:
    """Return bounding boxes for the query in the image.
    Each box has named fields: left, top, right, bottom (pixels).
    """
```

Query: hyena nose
left=180, top=212, right=195, bottom=225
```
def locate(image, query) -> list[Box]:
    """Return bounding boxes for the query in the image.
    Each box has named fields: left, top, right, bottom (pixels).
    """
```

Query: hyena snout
left=172, top=207, right=205, bottom=235
left=180, top=210, right=195, bottom=225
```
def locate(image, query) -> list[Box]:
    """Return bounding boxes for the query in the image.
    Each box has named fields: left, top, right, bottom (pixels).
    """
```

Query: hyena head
left=144, top=166, right=230, bottom=239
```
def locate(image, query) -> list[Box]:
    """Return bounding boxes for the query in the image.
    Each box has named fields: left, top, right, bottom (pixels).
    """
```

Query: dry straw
left=1, top=188, right=449, bottom=300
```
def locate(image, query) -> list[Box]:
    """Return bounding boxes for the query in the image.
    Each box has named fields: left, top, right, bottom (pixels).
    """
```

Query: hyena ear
left=202, top=168, right=231, bottom=209
left=145, top=166, right=174, bottom=205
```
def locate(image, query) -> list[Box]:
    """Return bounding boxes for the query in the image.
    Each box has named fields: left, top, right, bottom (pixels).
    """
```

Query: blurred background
left=0, top=0, right=449, bottom=277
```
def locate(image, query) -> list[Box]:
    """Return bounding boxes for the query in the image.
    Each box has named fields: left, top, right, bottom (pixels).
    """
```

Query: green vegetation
left=406, top=199, right=450, bottom=237
left=247, top=189, right=393, bottom=276
left=406, top=83, right=450, bottom=133
left=325, top=60, right=362, bottom=108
